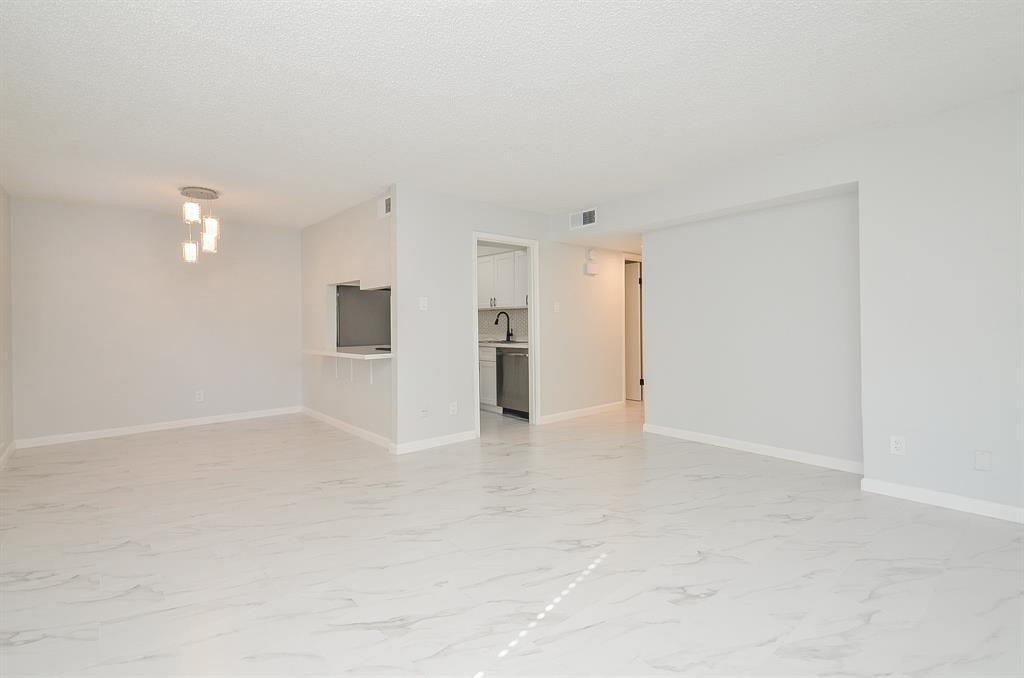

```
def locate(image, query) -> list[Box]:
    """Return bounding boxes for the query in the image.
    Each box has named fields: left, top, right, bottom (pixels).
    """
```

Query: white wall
left=555, top=92, right=1023, bottom=508
left=392, top=184, right=547, bottom=445
left=538, top=243, right=625, bottom=416
left=644, top=191, right=862, bottom=465
left=11, top=199, right=302, bottom=440
left=301, top=195, right=393, bottom=440
left=0, top=186, right=12, bottom=452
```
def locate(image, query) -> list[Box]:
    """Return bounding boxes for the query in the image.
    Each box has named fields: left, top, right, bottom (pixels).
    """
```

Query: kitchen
left=476, top=239, right=532, bottom=420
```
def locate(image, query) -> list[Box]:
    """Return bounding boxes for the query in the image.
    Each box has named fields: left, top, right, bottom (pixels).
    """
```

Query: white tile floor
left=1, top=403, right=1021, bottom=677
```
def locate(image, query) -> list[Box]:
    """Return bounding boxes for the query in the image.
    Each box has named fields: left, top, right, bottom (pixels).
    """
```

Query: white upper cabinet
left=514, top=250, right=529, bottom=306
left=478, top=249, right=529, bottom=309
left=478, top=256, right=495, bottom=309
left=493, top=252, right=516, bottom=307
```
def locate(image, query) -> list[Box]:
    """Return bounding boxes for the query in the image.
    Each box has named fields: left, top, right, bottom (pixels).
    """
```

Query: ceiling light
left=181, top=240, right=198, bottom=264
left=179, top=187, right=222, bottom=263
left=201, top=231, right=218, bottom=253
left=182, top=201, right=201, bottom=224
left=203, top=215, right=219, bottom=238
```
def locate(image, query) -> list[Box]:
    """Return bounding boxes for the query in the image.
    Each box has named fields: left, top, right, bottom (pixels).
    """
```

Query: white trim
left=861, top=478, right=1023, bottom=524
left=14, top=407, right=304, bottom=449
left=642, top=423, right=864, bottom=474
left=392, top=429, right=477, bottom=455
left=471, top=232, right=541, bottom=429
left=0, top=441, right=16, bottom=469
left=537, top=401, right=626, bottom=425
left=301, top=407, right=392, bottom=449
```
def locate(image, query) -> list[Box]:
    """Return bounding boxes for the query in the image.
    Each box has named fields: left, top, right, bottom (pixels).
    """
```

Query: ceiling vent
left=569, top=208, right=597, bottom=230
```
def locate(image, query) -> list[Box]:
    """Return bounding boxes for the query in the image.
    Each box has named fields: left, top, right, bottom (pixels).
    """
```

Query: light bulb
left=182, top=201, right=201, bottom=224
left=201, top=231, right=218, bottom=253
left=202, top=215, right=219, bottom=238
left=181, top=240, right=198, bottom=263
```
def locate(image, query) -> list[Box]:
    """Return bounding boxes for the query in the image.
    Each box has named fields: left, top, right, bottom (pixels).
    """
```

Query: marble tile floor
left=1, top=403, right=1021, bottom=677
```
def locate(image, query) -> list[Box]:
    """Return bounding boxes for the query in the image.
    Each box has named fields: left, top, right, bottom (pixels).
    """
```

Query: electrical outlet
left=194, top=390, right=205, bottom=403
left=449, top=401, right=458, bottom=415
left=418, top=408, right=429, bottom=419
left=974, top=450, right=993, bottom=471
left=418, top=296, right=429, bottom=311
left=889, top=435, right=906, bottom=455
left=553, top=300, right=561, bottom=313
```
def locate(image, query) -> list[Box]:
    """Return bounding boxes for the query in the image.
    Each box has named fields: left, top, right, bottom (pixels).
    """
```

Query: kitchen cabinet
left=479, top=347, right=497, bottom=406
left=478, top=256, right=495, bottom=309
left=478, top=250, right=529, bottom=309
left=493, top=252, right=515, bottom=307
left=514, top=250, right=529, bottom=306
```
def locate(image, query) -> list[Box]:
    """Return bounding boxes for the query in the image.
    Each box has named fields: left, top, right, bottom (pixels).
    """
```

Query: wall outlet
left=418, top=408, right=429, bottom=419
left=553, top=300, right=561, bottom=313
left=974, top=450, right=993, bottom=471
left=194, top=390, right=205, bottom=403
left=889, top=435, right=906, bottom=455
left=418, top=296, right=429, bottom=311
left=449, top=401, right=458, bottom=415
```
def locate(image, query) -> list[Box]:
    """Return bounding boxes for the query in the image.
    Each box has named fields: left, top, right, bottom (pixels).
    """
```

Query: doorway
left=471, top=232, right=541, bottom=433
left=625, top=260, right=643, bottom=401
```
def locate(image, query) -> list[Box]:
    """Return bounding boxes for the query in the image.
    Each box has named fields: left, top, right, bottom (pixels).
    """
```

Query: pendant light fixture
left=179, top=186, right=222, bottom=263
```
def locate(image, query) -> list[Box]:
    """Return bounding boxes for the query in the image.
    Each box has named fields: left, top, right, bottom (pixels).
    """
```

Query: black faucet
left=495, top=311, right=513, bottom=342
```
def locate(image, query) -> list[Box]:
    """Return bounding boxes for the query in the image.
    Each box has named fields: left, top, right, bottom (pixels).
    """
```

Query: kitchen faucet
left=495, top=311, right=513, bottom=342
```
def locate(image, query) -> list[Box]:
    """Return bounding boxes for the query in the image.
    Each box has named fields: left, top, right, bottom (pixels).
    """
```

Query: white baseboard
left=0, top=441, right=15, bottom=469
left=14, top=406, right=304, bottom=449
left=861, top=478, right=1023, bottom=524
left=643, top=423, right=864, bottom=475
left=537, top=401, right=625, bottom=425
left=393, top=430, right=477, bottom=455
left=301, top=407, right=392, bottom=449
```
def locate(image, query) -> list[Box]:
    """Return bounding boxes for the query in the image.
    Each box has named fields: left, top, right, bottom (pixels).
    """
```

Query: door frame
left=624, top=256, right=644, bottom=402
left=472, top=232, right=541, bottom=433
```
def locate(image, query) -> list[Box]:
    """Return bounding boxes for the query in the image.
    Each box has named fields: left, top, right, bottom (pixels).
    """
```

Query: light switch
left=553, top=301, right=561, bottom=313
left=418, top=296, right=428, bottom=311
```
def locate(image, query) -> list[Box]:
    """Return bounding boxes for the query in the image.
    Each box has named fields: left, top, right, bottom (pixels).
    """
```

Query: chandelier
left=179, top=186, right=222, bottom=263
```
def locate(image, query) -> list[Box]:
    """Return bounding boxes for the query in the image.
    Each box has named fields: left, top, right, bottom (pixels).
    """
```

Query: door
left=514, top=250, right=529, bottom=306
left=478, top=256, right=495, bottom=308
left=625, top=261, right=643, bottom=401
left=493, top=252, right=516, bottom=307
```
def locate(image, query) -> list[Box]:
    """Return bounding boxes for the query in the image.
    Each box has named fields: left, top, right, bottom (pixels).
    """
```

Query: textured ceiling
left=1, top=1, right=1022, bottom=229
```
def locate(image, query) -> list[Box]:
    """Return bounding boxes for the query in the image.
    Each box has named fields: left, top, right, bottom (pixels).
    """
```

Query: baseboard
left=0, top=441, right=15, bottom=469
left=861, top=478, right=1023, bottom=524
left=301, top=407, right=392, bottom=449
left=537, top=401, right=625, bottom=425
left=392, top=429, right=478, bottom=455
left=643, top=423, right=864, bottom=475
left=14, top=406, right=304, bottom=449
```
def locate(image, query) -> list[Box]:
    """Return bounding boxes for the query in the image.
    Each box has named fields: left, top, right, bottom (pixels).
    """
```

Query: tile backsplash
left=479, top=308, right=528, bottom=341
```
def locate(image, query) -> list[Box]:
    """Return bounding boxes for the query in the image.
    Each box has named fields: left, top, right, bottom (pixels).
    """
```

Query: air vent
left=377, top=195, right=393, bottom=218
left=569, top=208, right=597, bottom=230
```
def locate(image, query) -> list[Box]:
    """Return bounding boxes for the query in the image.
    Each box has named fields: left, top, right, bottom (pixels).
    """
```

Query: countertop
left=479, top=341, right=529, bottom=349
left=304, top=346, right=392, bottom=360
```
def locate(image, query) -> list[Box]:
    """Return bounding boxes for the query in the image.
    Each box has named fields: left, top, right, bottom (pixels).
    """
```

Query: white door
left=625, top=262, right=643, bottom=401
left=479, top=361, right=497, bottom=406
left=478, top=256, right=495, bottom=308
left=493, top=252, right=516, bottom=307
left=514, top=250, right=529, bottom=307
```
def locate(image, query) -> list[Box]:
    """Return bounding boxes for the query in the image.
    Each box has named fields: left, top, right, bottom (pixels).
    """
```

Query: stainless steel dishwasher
left=496, top=346, right=529, bottom=416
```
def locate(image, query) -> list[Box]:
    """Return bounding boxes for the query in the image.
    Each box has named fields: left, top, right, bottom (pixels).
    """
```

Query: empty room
left=1, top=1, right=1021, bottom=677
